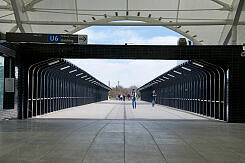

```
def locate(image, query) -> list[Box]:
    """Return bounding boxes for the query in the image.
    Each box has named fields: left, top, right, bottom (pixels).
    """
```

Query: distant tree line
left=109, top=85, right=141, bottom=99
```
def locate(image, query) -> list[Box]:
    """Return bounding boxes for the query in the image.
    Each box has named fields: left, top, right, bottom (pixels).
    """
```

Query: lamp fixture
left=69, top=69, right=77, bottom=73
left=76, top=73, right=83, bottom=76
left=192, top=62, right=204, bottom=68
left=162, top=76, right=169, bottom=80
left=48, top=60, right=59, bottom=66
left=60, top=66, right=70, bottom=70
left=173, top=70, right=182, bottom=75
left=181, top=66, right=191, bottom=71
left=167, top=74, right=175, bottom=77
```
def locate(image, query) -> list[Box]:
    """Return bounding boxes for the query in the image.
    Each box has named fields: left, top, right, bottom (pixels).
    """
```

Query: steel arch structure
left=1, top=43, right=244, bottom=122
left=139, top=60, right=228, bottom=122
left=23, top=58, right=110, bottom=119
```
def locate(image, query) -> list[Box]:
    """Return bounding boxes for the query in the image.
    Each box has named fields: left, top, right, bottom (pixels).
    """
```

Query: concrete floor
left=0, top=101, right=245, bottom=162
left=35, top=101, right=206, bottom=120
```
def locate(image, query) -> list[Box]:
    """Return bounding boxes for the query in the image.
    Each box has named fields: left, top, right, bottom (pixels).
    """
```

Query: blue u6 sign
left=48, top=34, right=61, bottom=43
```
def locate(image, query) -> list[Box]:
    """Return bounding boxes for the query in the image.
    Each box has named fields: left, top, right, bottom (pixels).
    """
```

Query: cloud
left=76, top=28, right=107, bottom=44
left=71, top=27, right=180, bottom=87
left=76, top=27, right=179, bottom=45
left=142, top=36, right=179, bottom=45
left=67, top=59, right=177, bottom=88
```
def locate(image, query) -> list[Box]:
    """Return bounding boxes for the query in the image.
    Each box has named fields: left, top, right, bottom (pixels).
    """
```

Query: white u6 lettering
left=50, top=35, right=59, bottom=41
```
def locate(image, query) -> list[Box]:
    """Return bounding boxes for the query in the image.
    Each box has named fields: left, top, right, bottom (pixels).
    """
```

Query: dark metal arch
left=139, top=60, right=229, bottom=122
left=25, top=58, right=110, bottom=118
left=27, top=58, right=58, bottom=118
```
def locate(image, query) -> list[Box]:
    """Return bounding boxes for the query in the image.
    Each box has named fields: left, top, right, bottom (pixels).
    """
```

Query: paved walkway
left=1, top=119, right=245, bottom=162
left=35, top=100, right=206, bottom=120
left=1, top=101, right=245, bottom=162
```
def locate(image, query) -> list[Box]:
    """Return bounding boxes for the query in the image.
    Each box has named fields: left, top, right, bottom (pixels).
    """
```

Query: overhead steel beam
left=176, top=0, right=181, bottom=22
left=211, top=0, right=232, bottom=10
left=10, top=0, right=32, bottom=33
left=30, top=8, right=230, bottom=12
left=74, top=0, right=78, bottom=23
left=0, top=5, right=10, bottom=9
left=0, top=44, right=16, bottom=57
left=9, top=24, right=18, bottom=32
left=219, top=0, right=245, bottom=45
left=2, top=0, right=11, bottom=6
left=0, top=19, right=15, bottom=23
left=21, top=20, right=240, bottom=26
left=231, top=25, right=238, bottom=45
left=24, top=0, right=44, bottom=11
left=1, top=18, right=245, bottom=26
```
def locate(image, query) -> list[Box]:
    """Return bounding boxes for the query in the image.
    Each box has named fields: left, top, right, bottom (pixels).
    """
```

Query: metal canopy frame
left=1, top=42, right=244, bottom=122
left=139, top=60, right=228, bottom=121
left=25, top=58, right=110, bottom=118
left=0, top=0, right=244, bottom=45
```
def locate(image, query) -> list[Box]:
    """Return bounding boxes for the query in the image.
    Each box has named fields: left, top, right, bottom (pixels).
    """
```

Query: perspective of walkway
left=35, top=101, right=206, bottom=120
left=0, top=101, right=245, bottom=162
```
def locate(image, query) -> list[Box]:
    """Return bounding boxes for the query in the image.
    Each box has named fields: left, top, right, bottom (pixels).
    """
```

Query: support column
left=232, top=26, right=238, bottom=45
left=228, top=50, right=245, bottom=122
left=16, top=57, right=29, bottom=119
left=3, top=57, right=15, bottom=109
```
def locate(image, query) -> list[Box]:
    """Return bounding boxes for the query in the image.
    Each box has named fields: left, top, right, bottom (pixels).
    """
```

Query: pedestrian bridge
left=1, top=43, right=245, bottom=162
left=35, top=100, right=206, bottom=120
left=1, top=43, right=244, bottom=122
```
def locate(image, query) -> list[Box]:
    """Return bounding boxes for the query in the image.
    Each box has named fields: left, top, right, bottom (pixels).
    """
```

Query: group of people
left=117, top=94, right=125, bottom=101
left=117, top=94, right=132, bottom=101
left=116, top=89, right=157, bottom=109
left=130, top=89, right=157, bottom=109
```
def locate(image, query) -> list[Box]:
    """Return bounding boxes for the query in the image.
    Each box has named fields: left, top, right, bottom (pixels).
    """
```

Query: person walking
left=127, top=94, right=130, bottom=101
left=152, top=90, right=157, bottom=107
left=131, top=89, right=137, bottom=109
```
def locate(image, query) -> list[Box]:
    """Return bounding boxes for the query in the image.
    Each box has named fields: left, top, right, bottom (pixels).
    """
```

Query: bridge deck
left=35, top=100, right=206, bottom=120
left=0, top=102, right=245, bottom=162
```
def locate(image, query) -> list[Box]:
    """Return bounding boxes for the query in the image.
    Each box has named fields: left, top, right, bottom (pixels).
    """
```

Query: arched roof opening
left=73, top=20, right=195, bottom=45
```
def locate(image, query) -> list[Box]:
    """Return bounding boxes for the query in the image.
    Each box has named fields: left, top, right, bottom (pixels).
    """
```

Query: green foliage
left=109, top=85, right=140, bottom=99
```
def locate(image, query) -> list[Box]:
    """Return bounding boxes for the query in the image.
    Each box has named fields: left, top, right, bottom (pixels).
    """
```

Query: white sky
left=68, top=59, right=178, bottom=88
left=67, top=26, right=183, bottom=88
